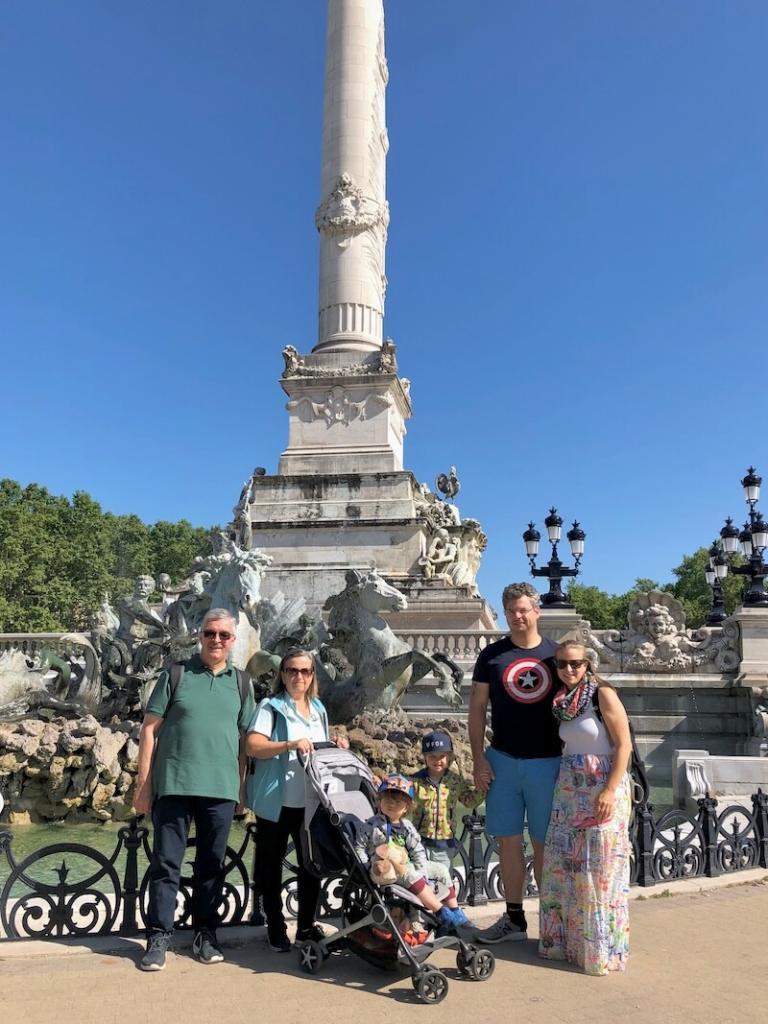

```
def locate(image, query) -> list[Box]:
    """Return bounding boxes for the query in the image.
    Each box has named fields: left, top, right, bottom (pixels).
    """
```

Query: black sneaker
left=473, top=912, right=527, bottom=944
left=295, top=924, right=325, bottom=944
left=267, top=924, right=291, bottom=953
left=192, top=928, right=224, bottom=964
left=140, top=932, right=171, bottom=972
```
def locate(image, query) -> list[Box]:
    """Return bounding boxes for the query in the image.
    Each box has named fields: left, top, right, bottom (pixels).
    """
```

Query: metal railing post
left=463, top=812, right=488, bottom=907
left=752, top=788, right=768, bottom=869
left=698, top=795, right=721, bottom=878
left=119, top=817, right=144, bottom=936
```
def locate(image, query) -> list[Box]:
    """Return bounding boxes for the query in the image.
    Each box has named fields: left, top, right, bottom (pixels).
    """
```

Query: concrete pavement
left=2, top=872, right=766, bottom=1024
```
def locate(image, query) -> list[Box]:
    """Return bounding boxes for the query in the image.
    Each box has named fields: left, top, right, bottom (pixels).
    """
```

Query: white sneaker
left=473, top=912, right=527, bottom=944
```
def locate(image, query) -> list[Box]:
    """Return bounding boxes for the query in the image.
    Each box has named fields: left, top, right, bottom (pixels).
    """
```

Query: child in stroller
left=354, top=774, right=469, bottom=934
left=297, top=746, right=495, bottom=1004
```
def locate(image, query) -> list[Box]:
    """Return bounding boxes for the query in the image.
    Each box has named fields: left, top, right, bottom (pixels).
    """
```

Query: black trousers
left=146, top=794, right=235, bottom=935
left=256, top=806, right=321, bottom=935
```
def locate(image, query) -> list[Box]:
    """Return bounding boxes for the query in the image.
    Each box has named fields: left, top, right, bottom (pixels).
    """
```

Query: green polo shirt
left=146, top=655, right=255, bottom=802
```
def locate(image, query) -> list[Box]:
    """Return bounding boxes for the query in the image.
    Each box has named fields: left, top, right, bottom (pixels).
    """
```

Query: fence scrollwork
left=2, top=787, right=767, bottom=941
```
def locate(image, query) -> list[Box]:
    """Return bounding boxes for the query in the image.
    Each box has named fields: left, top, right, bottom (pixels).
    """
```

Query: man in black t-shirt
left=469, top=582, right=561, bottom=944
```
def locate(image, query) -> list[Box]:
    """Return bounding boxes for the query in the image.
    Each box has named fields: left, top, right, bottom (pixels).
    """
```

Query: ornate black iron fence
left=1, top=791, right=767, bottom=941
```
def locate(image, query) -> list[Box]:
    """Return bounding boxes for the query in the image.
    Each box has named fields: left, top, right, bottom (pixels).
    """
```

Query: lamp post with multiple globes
left=706, top=467, right=768, bottom=616
left=523, top=508, right=585, bottom=608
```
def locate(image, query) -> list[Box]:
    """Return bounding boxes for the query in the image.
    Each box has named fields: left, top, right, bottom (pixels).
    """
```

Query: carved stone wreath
left=281, top=343, right=398, bottom=380
left=315, top=173, right=390, bottom=238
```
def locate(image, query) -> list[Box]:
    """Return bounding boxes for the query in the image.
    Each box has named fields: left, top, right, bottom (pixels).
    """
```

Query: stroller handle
left=297, top=741, right=338, bottom=768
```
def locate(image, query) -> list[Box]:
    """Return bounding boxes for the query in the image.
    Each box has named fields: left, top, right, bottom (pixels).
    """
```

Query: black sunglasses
left=202, top=630, right=234, bottom=641
left=555, top=659, right=588, bottom=671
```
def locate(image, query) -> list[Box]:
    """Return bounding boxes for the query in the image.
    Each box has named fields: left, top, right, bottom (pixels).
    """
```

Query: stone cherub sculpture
left=585, top=590, right=739, bottom=673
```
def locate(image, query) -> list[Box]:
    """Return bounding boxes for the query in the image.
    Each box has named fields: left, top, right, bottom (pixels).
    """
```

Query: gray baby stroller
left=296, top=743, right=495, bottom=1004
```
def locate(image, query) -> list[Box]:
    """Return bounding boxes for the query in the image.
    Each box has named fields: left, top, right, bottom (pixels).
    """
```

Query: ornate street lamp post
left=709, top=467, right=768, bottom=608
left=523, top=508, right=585, bottom=608
left=704, top=541, right=728, bottom=625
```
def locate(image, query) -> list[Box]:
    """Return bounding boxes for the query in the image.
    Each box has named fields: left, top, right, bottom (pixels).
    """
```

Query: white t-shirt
left=249, top=698, right=328, bottom=807
left=559, top=704, right=614, bottom=756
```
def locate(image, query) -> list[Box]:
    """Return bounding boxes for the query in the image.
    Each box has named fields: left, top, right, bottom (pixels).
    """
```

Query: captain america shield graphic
left=502, top=658, right=553, bottom=703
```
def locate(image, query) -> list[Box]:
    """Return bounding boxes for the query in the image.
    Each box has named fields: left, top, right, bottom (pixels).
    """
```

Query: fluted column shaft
left=314, top=0, right=389, bottom=355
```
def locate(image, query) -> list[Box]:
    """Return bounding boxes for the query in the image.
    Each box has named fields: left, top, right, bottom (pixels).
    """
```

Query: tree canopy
left=0, top=479, right=211, bottom=632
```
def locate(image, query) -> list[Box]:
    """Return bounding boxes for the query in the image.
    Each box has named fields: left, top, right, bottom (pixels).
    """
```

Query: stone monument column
left=314, top=0, right=389, bottom=354
left=242, top=0, right=495, bottom=634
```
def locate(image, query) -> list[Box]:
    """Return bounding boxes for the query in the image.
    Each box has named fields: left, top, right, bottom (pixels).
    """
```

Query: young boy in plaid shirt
left=411, top=730, right=482, bottom=930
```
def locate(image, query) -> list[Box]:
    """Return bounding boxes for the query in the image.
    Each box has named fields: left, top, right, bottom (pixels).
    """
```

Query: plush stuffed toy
left=369, top=842, right=409, bottom=886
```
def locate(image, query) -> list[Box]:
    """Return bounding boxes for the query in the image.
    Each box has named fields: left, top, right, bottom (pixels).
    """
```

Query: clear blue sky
left=2, top=2, right=767, bottom=609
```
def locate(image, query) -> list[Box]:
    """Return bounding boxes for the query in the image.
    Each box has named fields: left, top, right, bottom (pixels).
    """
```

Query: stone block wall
left=0, top=716, right=140, bottom=824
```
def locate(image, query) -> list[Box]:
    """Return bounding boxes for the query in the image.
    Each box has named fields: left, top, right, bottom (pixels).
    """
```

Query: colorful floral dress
left=538, top=705, right=631, bottom=975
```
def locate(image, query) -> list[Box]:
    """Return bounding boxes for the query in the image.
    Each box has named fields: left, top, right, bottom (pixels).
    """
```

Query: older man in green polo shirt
left=133, top=607, right=255, bottom=972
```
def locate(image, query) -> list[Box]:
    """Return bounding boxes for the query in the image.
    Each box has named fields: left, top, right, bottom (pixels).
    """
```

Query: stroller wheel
left=467, top=949, right=495, bottom=981
left=456, top=949, right=472, bottom=976
left=298, top=940, right=324, bottom=975
left=415, top=968, right=449, bottom=1004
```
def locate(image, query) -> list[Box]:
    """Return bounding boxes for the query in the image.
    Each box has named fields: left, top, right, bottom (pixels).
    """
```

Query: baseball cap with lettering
left=421, top=730, right=453, bottom=755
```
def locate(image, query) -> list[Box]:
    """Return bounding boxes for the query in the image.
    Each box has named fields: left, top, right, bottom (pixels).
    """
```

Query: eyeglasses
left=283, top=667, right=313, bottom=677
left=555, top=659, right=587, bottom=671
left=202, top=630, right=234, bottom=641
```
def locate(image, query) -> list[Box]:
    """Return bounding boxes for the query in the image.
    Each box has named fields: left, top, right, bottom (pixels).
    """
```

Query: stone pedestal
left=733, top=606, right=768, bottom=690
left=538, top=607, right=586, bottom=644
left=247, top=464, right=495, bottom=630
left=279, top=354, right=410, bottom=475
left=385, top=578, right=497, bottom=632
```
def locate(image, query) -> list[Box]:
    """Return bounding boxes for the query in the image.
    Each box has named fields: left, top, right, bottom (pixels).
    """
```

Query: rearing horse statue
left=321, top=569, right=463, bottom=720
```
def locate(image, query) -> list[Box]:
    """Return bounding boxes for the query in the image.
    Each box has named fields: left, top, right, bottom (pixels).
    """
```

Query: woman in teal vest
left=245, top=647, right=347, bottom=953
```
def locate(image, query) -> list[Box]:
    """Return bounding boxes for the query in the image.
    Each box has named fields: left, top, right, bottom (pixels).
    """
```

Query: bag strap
left=593, top=688, right=649, bottom=806
left=168, top=661, right=185, bottom=707
left=234, top=667, right=254, bottom=719
left=167, top=662, right=253, bottom=717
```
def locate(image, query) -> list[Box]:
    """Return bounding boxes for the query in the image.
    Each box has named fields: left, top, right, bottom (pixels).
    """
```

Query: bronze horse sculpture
left=320, top=569, right=463, bottom=720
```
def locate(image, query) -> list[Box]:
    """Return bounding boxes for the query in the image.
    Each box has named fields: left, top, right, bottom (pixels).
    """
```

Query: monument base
left=246, top=468, right=495, bottom=630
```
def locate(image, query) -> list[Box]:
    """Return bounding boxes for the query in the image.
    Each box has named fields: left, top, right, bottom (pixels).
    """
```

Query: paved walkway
left=3, top=872, right=766, bottom=1024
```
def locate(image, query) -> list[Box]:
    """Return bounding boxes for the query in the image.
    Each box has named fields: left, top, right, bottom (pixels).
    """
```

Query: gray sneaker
left=473, top=912, right=527, bottom=944
left=192, top=928, right=224, bottom=964
left=140, top=932, right=171, bottom=971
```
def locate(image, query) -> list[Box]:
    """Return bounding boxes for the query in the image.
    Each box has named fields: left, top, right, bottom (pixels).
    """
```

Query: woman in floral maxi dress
left=538, top=639, right=632, bottom=975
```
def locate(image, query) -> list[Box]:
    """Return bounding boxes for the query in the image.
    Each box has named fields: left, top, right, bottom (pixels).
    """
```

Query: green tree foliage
left=148, top=520, right=211, bottom=584
left=566, top=585, right=625, bottom=630
left=568, top=579, right=664, bottom=631
left=670, top=548, right=744, bottom=628
left=0, top=480, right=211, bottom=632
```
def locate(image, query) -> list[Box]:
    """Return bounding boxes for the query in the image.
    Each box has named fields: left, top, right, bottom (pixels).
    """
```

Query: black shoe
left=295, top=924, right=326, bottom=944
left=140, top=932, right=171, bottom=972
left=267, top=923, right=291, bottom=953
left=192, top=928, right=224, bottom=964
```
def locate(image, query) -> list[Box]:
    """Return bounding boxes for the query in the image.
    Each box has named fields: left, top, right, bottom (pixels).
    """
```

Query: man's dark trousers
left=146, top=795, right=235, bottom=935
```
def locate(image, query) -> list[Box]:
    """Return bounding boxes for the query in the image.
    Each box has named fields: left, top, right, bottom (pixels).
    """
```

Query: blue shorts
left=485, top=748, right=560, bottom=843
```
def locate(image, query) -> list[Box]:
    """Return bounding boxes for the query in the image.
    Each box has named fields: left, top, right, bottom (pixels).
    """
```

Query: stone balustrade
left=0, top=633, right=81, bottom=660
left=393, top=629, right=502, bottom=664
